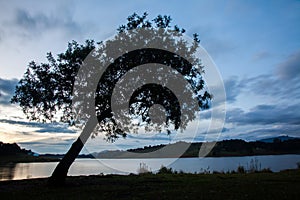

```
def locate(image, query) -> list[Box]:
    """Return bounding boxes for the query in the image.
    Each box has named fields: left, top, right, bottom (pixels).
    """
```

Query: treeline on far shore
left=1, top=137, right=300, bottom=161
left=0, top=141, right=60, bottom=163
left=94, top=138, right=300, bottom=158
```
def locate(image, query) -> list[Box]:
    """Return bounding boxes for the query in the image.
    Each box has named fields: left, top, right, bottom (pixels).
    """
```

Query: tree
left=11, top=12, right=211, bottom=185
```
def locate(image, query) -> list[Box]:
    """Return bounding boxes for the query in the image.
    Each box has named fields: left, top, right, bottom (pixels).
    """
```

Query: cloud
left=276, top=50, right=300, bottom=80
left=19, top=139, right=73, bottom=146
left=12, top=8, right=81, bottom=38
left=230, top=50, right=300, bottom=105
left=0, top=78, right=18, bottom=105
left=18, top=139, right=75, bottom=154
left=224, top=76, right=245, bottom=103
left=126, top=134, right=172, bottom=142
left=226, top=103, right=300, bottom=126
left=241, top=125, right=300, bottom=140
left=221, top=127, right=230, bottom=133
left=0, top=119, right=76, bottom=134
left=35, top=124, right=76, bottom=134
left=224, top=124, right=300, bottom=142
left=245, top=74, right=300, bottom=103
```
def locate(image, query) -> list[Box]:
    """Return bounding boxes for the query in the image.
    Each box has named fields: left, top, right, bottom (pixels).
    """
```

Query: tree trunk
left=48, top=116, right=97, bottom=186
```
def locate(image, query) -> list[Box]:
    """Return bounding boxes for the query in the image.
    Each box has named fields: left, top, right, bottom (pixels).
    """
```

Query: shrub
left=237, top=165, right=246, bottom=174
left=249, top=158, right=261, bottom=173
left=200, top=166, right=211, bottom=174
left=260, top=168, right=273, bottom=173
left=157, top=166, right=174, bottom=174
left=137, top=162, right=152, bottom=174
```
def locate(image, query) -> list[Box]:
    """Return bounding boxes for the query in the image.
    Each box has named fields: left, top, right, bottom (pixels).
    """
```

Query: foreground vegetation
left=0, top=169, right=299, bottom=200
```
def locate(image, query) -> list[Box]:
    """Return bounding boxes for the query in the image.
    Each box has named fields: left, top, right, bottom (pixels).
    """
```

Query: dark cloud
left=230, top=50, right=300, bottom=104
left=226, top=104, right=300, bottom=126
left=16, top=9, right=37, bottom=29
left=35, top=125, right=76, bottom=134
left=126, top=134, right=171, bottom=142
left=0, top=78, right=18, bottom=105
left=0, top=119, right=76, bottom=134
left=221, top=127, right=230, bottom=133
left=242, top=125, right=300, bottom=140
left=14, top=9, right=81, bottom=37
left=217, top=123, right=300, bottom=142
left=224, top=76, right=245, bottom=103
left=245, top=74, right=300, bottom=102
left=276, top=50, right=300, bottom=80
left=0, top=119, right=40, bottom=128
left=19, top=140, right=73, bottom=146
left=18, top=141, right=73, bottom=154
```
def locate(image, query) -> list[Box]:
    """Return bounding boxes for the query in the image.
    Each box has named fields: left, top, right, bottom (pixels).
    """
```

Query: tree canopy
left=11, top=12, right=211, bottom=141
left=11, top=12, right=214, bottom=185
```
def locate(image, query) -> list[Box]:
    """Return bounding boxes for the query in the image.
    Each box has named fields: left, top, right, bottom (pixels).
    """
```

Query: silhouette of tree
left=11, top=12, right=211, bottom=185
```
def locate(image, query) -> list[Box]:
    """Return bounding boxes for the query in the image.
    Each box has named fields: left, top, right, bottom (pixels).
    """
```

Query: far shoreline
left=2, top=152, right=300, bottom=165
left=0, top=155, right=60, bottom=164
left=2, top=138, right=300, bottom=164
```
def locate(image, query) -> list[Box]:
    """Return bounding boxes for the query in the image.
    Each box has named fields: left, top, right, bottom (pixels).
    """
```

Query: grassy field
left=0, top=169, right=299, bottom=200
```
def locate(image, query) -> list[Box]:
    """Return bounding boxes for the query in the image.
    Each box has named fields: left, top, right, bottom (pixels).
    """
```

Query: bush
left=249, top=158, right=261, bottom=173
left=137, top=163, right=152, bottom=174
left=237, top=165, right=246, bottom=174
left=260, top=168, right=273, bottom=173
left=157, top=166, right=174, bottom=174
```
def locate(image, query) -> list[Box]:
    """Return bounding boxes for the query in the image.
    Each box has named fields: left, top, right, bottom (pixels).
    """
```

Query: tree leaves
left=11, top=13, right=211, bottom=141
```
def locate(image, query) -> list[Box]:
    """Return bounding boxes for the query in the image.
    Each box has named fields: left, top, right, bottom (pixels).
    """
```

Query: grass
left=0, top=169, right=299, bottom=200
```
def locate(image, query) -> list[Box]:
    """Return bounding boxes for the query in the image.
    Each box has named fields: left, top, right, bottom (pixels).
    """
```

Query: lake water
left=1, top=154, right=300, bottom=181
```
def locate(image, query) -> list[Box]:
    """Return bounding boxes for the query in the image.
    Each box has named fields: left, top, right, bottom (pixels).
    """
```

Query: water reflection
left=0, top=163, right=17, bottom=180
left=0, top=154, right=300, bottom=181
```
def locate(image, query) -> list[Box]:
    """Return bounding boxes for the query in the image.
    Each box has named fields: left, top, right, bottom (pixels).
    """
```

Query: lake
left=1, top=154, right=300, bottom=181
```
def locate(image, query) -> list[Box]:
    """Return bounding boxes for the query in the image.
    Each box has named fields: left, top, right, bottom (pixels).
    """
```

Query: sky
left=0, top=0, right=299, bottom=154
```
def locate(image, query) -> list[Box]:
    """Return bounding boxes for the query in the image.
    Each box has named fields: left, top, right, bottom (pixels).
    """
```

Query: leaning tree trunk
left=48, top=116, right=98, bottom=186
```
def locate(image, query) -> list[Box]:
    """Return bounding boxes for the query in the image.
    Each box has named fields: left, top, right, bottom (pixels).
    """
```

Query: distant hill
left=93, top=138, right=300, bottom=159
left=258, top=135, right=298, bottom=143
left=0, top=141, right=32, bottom=156
left=2, top=136, right=300, bottom=161
left=0, top=141, right=59, bottom=163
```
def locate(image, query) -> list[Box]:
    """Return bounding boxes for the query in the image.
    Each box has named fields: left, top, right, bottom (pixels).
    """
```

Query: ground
left=0, top=169, right=299, bottom=200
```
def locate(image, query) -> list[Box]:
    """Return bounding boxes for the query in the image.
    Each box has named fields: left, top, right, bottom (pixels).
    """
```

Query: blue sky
left=0, top=0, right=299, bottom=154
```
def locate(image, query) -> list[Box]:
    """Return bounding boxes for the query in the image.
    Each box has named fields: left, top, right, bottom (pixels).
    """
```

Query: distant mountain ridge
left=0, top=141, right=32, bottom=156
left=258, top=135, right=298, bottom=143
left=92, top=137, right=300, bottom=159
left=0, top=141, right=59, bottom=163
left=1, top=135, right=299, bottom=161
